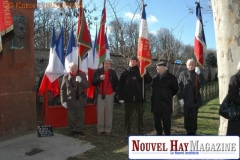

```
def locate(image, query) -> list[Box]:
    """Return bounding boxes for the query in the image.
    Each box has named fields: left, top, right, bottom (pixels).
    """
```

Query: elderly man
left=60, top=62, right=89, bottom=136
left=178, top=59, right=205, bottom=135
left=151, top=62, right=178, bottom=135
left=118, top=56, right=152, bottom=138
left=92, top=58, right=118, bottom=136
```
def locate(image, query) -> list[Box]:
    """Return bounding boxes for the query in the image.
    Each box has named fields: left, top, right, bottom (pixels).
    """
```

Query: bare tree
left=34, top=8, right=58, bottom=48
left=155, top=28, right=184, bottom=67
left=148, top=33, right=158, bottom=58
left=179, top=44, right=196, bottom=64
left=34, top=0, right=97, bottom=49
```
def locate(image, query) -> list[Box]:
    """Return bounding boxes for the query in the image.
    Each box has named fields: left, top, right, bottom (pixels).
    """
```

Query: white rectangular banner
left=128, top=136, right=239, bottom=159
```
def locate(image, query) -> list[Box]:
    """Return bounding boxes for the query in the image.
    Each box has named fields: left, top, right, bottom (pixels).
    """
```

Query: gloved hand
left=195, top=67, right=201, bottom=75
left=76, top=76, right=82, bottom=83
left=62, top=102, right=67, bottom=109
left=179, top=99, right=184, bottom=107
left=119, top=100, right=124, bottom=104
left=100, top=75, right=105, bottom=80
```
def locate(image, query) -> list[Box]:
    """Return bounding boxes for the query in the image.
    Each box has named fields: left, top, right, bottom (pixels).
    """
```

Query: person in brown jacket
left=60, top=62, right=89, bottom=136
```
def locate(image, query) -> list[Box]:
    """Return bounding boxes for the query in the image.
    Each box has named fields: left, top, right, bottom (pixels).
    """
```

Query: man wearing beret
left=118, top=56, right=152, bottom=138
left=151, top=61, right=179, bottom=135
left=178, top=59, right=205, bottom=135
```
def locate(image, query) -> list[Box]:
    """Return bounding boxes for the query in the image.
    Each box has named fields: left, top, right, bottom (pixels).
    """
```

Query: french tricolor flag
left=38, top=26, right=66, bottom=98
left=194, top=2, right=206, bottom=66
left=65, top=28, right=78, bottom=73
left=137, top=2, right=151, bottom=77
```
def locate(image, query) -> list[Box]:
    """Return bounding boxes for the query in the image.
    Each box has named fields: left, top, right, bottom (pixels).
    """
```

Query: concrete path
left=0, top=132, right=95, bottom=160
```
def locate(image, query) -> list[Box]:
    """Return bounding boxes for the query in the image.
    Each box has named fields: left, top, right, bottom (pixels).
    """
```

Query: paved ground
left=0, top=132, right=95, bottom=160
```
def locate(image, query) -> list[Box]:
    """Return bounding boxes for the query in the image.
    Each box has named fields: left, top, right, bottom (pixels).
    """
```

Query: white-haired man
left=178, top=59, right=206, bottom=135
left=60, top=62, right=89, bottom=136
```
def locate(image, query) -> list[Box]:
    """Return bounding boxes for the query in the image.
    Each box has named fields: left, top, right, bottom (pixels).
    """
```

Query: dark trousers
left=153, top=112, right=171, bottom=135
left=125, top=103, right=144, bottom=135
left=184, top=107, right=198, bottom=134
left=68, top=107, right=84, bottom=132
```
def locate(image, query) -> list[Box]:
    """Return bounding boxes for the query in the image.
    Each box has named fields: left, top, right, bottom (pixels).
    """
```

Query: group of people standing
left=60, top=56, right=207, bottom=137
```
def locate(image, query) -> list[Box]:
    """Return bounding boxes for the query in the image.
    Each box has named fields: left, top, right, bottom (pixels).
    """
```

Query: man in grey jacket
left=60, top=62, right=89, bottom=136
left=178, top=59, right=205, bottom=135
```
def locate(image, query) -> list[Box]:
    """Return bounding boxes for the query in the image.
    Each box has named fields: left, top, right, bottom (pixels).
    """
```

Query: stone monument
left=0, top=0, right=37, bottom=141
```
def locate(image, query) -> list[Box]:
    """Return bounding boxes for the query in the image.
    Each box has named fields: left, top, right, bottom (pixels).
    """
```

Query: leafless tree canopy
left=34, top=0, right=216, bottom=73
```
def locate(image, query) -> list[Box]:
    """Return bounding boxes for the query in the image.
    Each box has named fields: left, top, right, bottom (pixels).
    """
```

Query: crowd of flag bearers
left=37, top=0, right=207, bottom=137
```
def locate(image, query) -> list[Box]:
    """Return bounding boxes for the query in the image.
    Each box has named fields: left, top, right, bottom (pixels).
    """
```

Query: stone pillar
left=0, top=0, right=37, bottom=141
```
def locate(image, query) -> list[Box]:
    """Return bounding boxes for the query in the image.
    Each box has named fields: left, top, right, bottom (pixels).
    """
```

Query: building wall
left=0, top=0, right=37, bottom=141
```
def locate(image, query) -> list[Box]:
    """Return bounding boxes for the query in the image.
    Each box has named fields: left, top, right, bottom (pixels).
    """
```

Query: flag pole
left=141, top=0, right=145, bottom=103
left=195, top=1, right=200, bottom=102
left=101, top=0, right=106, bottom=96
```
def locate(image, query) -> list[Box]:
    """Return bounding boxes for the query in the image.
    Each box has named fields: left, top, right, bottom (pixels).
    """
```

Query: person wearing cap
left=92, top=58, right=118, bottom=136
left=151, top=61, right=178, bottom=135
left=118, top=56, right=152, bottom=138
left=60, top=62, right=89, bottom=137
left=177, top=59, right=205, bottom=135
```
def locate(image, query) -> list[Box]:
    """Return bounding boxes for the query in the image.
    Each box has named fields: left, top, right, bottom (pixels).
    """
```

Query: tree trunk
left=211, top=0, right=240, bottom=135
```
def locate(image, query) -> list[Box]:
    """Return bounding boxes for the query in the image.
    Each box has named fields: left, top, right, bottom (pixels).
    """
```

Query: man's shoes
left=97, top=132, right=103, bottom=135
left=69, top=131, right=75, bottom=136
left=69, top=131, right=86, bottom=137
left=78, top=131, right=86, bottom=137
left=105, top=132, right=110, bottom=136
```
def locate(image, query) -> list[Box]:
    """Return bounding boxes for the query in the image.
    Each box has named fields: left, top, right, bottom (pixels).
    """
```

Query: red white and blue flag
left=194, top=2, right=206, bottom=66
left=137, top=2, right=151, bottom=77
left=38, top=26, right=65, bottom=98
left=65, top=28, right=78, bottom=73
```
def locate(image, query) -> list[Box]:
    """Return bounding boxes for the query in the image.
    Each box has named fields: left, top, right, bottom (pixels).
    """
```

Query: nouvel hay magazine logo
left=128, top=136, right=240, bottom=159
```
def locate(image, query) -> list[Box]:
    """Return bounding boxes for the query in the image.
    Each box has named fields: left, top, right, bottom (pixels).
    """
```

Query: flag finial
left=104, top=0, right=106, bottom=6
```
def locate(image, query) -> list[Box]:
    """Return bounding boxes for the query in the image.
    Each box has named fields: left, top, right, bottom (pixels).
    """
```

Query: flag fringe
left=138, top=56, right=152, bottom=63
left=1, top=25, right=13, bottom=36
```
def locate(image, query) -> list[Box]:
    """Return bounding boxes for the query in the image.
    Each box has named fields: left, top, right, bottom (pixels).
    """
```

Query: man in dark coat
left=118, top=56, right=152, bottom=137
left=151, top=62, right=179, bottom=135
left=60, top=62, right=89, bottom=136
left=178, top=59, right=206, bottom=135
left=227, top=61, right=240, bottom=135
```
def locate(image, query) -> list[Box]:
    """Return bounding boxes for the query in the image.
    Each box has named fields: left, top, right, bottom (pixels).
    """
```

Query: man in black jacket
left=118, top=56, right=152, bottom=137
left=92, top=58, right=118, bottom=136
left=151, top=62, right=179, bottom=135
left=178, top=59, right=206, bottom=135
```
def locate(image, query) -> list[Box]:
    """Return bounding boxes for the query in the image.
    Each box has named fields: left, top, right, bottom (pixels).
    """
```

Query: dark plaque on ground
left=37, top=125, right=54, bottom=137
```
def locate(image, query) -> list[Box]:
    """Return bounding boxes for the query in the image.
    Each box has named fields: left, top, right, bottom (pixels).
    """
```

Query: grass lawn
left=54, top=97, right=220, bottom=160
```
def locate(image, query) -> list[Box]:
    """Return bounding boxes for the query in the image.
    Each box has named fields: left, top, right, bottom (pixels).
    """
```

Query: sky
left=38, top=0, right=216, bottom=50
